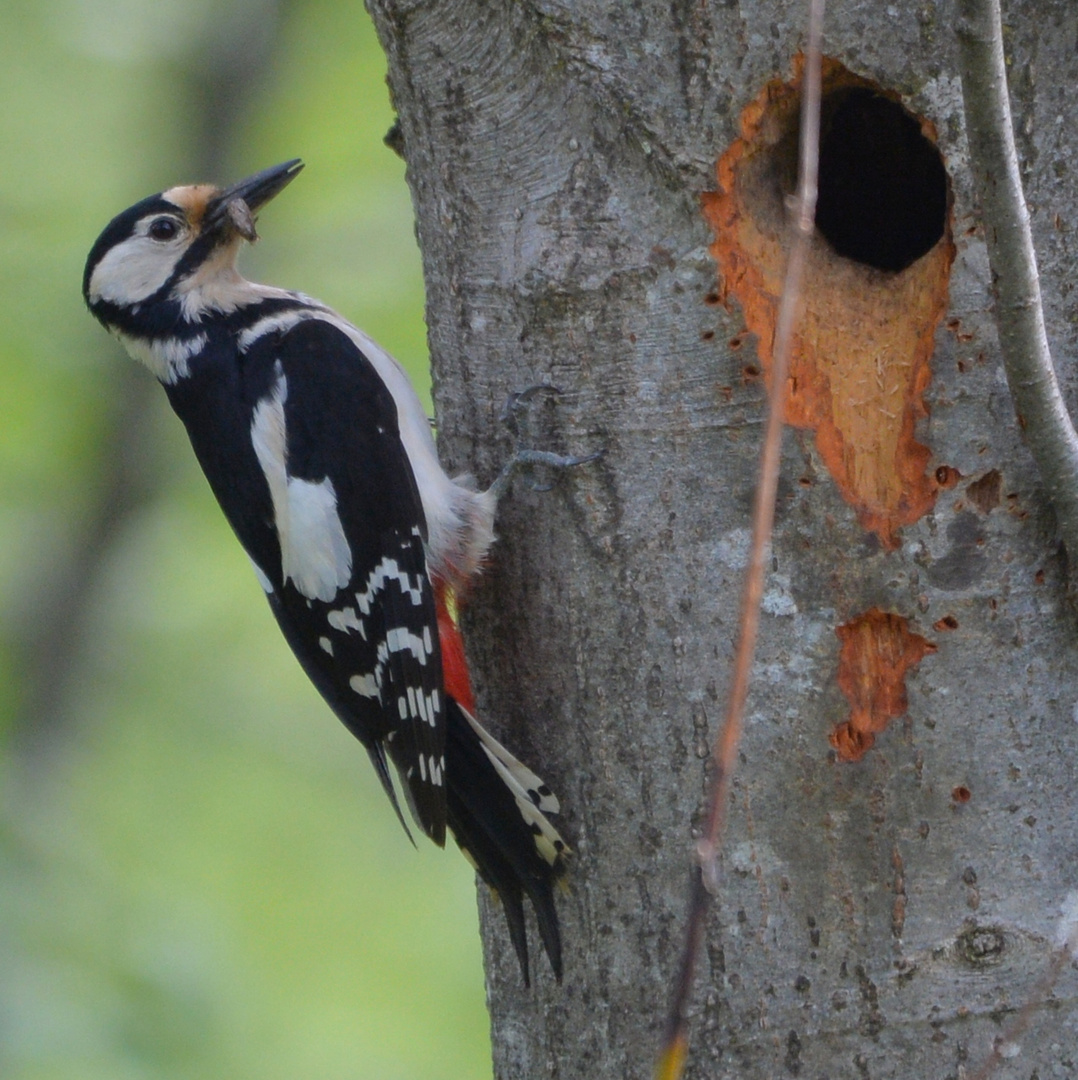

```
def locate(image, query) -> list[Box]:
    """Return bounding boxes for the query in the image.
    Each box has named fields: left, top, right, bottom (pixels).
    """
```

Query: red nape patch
left=830, top=608, right=936, bottom=762
left=434, top=579, right=476, bottom=716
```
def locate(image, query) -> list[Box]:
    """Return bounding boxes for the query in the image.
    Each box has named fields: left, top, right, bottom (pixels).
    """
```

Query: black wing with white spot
left=237, top=315, right=447, bottom=843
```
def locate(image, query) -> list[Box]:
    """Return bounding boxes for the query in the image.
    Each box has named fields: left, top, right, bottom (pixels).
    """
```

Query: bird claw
left=498, top=383, right=564, bottom=429
left=489, top=385, right=601, bottom=502
left=509, top=448, right=605, bottom=492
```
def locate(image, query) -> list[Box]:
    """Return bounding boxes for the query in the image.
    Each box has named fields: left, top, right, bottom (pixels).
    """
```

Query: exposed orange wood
left=830, top=607, right=936, bottom=762
left=702, top=57, right=955, bottom=547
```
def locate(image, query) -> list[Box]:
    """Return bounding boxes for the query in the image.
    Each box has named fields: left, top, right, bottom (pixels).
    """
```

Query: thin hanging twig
left=966, top=947, right=1071, bottom=1080
left=654, top=3, right=824, bottom=1076
left=955, top=3, right=1078, bottom=1069
left=956, top=0, right=1078, bottom=594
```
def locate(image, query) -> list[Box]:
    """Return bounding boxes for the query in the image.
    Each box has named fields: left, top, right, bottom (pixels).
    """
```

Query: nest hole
left=813, top=87, right=948, bottom=272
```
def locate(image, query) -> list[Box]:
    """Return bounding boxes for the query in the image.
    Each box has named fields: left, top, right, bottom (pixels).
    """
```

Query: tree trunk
left=366, top=1, right=1078, bottom=1076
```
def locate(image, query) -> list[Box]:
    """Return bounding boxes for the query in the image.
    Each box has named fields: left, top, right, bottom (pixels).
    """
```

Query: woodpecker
left=83, top=159, right=571, bottom=983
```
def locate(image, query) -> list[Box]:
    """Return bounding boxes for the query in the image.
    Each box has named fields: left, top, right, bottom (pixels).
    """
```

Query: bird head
left=84, top=159, right=303, bottom=329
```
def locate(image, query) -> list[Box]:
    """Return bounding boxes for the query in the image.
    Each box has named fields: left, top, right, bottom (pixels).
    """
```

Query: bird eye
left=148, top=217, right=180, bottom=241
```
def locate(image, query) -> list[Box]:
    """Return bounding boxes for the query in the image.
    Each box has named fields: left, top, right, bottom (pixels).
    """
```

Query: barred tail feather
left=444, top=697, right=567, bottom=985
left=435, top=578, right=566, bottom=982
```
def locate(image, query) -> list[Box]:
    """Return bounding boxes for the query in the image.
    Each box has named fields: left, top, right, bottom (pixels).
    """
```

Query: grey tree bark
left=366, top=1, right=1078, bottom=1077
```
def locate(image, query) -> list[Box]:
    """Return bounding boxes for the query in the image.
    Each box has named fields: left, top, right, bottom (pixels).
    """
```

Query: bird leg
left=486, top=384, right=602, bottom=503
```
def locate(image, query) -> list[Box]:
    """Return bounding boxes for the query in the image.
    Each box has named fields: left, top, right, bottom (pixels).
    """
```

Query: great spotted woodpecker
left=83, top=159, right=572, bottom=983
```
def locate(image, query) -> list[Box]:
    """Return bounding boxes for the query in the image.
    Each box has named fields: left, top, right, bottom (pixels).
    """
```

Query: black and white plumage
left=84, top=160, right=567, bottom=983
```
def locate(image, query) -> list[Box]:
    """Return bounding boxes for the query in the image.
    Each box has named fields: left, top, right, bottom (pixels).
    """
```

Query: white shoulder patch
left=250, top=365, right=353, bottom=601
left=245, top=303, right=494, bottom=590
left=301, top=313, right=494, bottom=583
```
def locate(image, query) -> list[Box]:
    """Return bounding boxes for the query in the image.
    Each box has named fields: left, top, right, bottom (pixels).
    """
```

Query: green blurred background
left=0, top=1, right=492, bottom=1076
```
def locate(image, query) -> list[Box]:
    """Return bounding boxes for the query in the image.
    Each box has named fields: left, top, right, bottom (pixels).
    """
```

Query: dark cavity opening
left=813, top=87, right=948, bottom=272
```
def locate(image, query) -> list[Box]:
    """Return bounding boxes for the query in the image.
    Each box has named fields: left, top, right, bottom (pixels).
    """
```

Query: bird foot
left=487, top=385, right=602, bottom=502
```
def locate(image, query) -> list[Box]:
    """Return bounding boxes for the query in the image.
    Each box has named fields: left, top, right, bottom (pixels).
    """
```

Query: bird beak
left=205, top=159, right=304, bottom=242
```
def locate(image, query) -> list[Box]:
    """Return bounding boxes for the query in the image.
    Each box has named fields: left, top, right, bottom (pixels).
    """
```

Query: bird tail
left=445, top=698, right=567, bottom=984
left=436, top=581, right=568, bottom=985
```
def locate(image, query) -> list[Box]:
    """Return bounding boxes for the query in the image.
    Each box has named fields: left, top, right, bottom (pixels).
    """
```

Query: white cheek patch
left=89, top=233, right=184, bottom=305
left=250, top=365, right=353, bottom=602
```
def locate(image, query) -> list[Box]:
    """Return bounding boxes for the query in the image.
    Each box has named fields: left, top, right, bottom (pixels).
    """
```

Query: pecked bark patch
left=702, top=56, right=955, bottom=547
left=830, top=608, right=936, bottom=762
